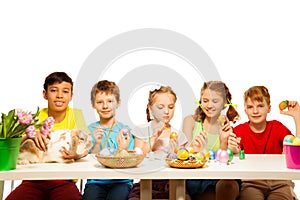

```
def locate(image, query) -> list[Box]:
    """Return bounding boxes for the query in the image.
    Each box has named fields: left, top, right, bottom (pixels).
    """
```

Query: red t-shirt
left=233, top=120, right=291, bottom=154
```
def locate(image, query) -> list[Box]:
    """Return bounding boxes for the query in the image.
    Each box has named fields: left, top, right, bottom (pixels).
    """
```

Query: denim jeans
left=82, top=182, right=132, bottom=200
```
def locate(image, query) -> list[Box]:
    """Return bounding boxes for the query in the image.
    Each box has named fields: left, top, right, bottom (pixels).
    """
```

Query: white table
left=1, top=154, right=300, bottom=200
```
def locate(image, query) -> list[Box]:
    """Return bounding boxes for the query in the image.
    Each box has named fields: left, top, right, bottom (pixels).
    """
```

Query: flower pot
left=0, top=137, right=22, bottom=171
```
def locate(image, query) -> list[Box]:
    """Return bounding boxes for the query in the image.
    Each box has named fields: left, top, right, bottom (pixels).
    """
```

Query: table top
left=1, top=154, right=300, bottom=180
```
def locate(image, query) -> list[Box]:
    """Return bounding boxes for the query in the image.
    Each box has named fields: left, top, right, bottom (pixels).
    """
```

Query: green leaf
left=0, top=123, right=3, bottom=138
left=2, top=112, right=8, bottom=137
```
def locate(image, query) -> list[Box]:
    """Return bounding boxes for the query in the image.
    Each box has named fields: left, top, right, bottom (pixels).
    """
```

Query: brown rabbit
left=18, top=129, right=92, bottom=164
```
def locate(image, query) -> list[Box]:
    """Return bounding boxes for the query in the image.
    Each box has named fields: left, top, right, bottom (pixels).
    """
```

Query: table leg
left=169, top=179, right=185, bottom=200
left=140, top=179, right=152, bottom=200
left=0, top=180, right=4, bottom=200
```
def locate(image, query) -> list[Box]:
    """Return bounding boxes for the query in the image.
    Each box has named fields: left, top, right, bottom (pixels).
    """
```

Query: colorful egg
left=283, top=135, right=295, bottom=145
left=279, top=100, right=288, bottom=111
left=188, top=155, right=196, bottom=161
left=292, top=137, right=300, bottom=146
left=187, top=147, right=194, bottom=154
left=215, top=148, right=222, bottom=161
left=134, top=147, right=144, bottom=155
left=194, top=152, right=205, bottom=161
left=170, top=132, right=178, bottom=139
left=115, top=149, right=130, bottom=157
left=209, top=149, right=215, bottom=160
left=177, top=149, right=189, bottom=160
left=166, top=152, right=178, bottom=159
left=100, top=148, right=112, bottom=156
left=201, top=148, right=210, bottom=160
left=109, top=147, right=117, bottom=155
left=219, top=149, right=229, bottom=163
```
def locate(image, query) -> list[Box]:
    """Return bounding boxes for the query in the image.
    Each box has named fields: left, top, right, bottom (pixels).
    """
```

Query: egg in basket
left=96, top=148, right=145, bottom=168
left=165, top=147, right=208, bottom=169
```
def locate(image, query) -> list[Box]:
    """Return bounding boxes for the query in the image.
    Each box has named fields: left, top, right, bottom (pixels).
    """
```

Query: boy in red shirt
left=228, top=86, right=300, bottom=200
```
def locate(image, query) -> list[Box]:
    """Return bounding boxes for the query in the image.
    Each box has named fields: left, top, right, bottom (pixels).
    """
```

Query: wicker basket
left=96, top=151, right=145, bottom=168
left=165, top=158, right=206, bottom=169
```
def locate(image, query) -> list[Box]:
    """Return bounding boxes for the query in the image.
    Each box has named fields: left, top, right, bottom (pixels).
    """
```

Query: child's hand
left=168, top=137, right=178, bottom=153
left=191, top=131, right=207, bottom=153
left=116, top=128, right=131, bottom=150
left=33, top=130, right=50, bottom=152
left=151, top=121, right=165, bottom=137
left=227, top=132, right=241, bottom=154
left=92, top=126, right=104, bottom=144
left=60, top=147, right=88, bottom=160
left=280, top=101, right=300, bottom=120
left=220, top=121, right=233, bottom=149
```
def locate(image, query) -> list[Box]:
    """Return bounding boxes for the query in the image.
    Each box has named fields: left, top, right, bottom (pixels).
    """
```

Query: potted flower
left=0, top=107, right=54, bottom=171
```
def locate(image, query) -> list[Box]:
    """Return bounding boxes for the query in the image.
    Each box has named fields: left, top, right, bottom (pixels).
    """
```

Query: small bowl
left=96, top=150, right=145, bottom=168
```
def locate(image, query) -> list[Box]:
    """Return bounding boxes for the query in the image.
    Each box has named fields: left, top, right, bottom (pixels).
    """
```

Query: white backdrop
left=1, top=0, right=300, bottom=197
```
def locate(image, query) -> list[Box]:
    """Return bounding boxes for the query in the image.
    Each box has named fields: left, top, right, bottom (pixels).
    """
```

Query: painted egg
left=279, top=100, right=288, bottom=111
left=100, top=148, right=112, bottom=156
left=209, top=148, right=215, bottom=160
left=283, top=135, right=295, bottom=145
left=134, top=147, right=144, bottom=155
left=292, top=137, right=300, bottom=146
left=219, top=149, right=229, bottom=163
left=170, top=132, right=178, bottom=139
left=166, top=152, right=178, bottom=159
left=177, top=149, right=189, bottom=160
left=109, top=147, right=117, bottom=155
left=201, top=148, right=210, bottom=160
left=187, top=147, right=194, bottom=153
left=215, top=148, right=222, bottom=161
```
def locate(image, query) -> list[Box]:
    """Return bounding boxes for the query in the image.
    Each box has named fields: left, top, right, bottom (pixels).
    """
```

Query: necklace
left=101, top=120, right=115, bottom=150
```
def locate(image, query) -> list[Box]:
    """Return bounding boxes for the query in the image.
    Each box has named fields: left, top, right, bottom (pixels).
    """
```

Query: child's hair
left=146, top=85, right=177, bottom=122
left=243, top=86, right=270, bottom=106
left=194, top=80, right=239, bottom=122
left=43, top=72, right=73, bottom=92
left=90, top=80, right=120, bottom=106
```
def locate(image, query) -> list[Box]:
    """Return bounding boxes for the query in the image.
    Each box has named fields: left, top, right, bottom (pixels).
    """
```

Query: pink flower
left=40, top=117, right=55, bottom=136
left=17, top=110, right=33, bottom=125
left=26, top=125, right=36, bottom=138
left=44, top=117, right=55, bottom=130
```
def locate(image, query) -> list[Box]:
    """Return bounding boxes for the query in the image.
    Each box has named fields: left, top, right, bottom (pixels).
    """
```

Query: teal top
left=86, top=121, right=134, bottom=185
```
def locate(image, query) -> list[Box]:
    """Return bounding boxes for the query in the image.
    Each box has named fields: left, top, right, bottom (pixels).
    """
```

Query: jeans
left=82, top=182, right=132, bottom=200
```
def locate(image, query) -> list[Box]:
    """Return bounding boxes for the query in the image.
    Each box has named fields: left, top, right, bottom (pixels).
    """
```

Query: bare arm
left=134, top=137, right=150, bottom=154
left=182, top=115, right=195, bottom=144
left=280, top=101, right=300, bottom=137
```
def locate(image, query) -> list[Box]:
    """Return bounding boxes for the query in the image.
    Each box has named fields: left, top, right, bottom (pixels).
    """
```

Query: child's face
left=201, top=89, right=225, bottom=119
left=43, top=81, right=73, bottom=112
left=244, top=97, right=271, bottom=125
left=93, top=92, right=119, bottom=120
left=150, top=93, right=175, bottom=124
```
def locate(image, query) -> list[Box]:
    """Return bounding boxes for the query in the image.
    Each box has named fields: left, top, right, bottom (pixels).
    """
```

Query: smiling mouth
left=54, top=101, right=64, bottom=106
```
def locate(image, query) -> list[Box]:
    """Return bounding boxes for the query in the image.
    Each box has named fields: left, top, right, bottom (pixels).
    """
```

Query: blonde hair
left=146, top=86, right=177, bottom=122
